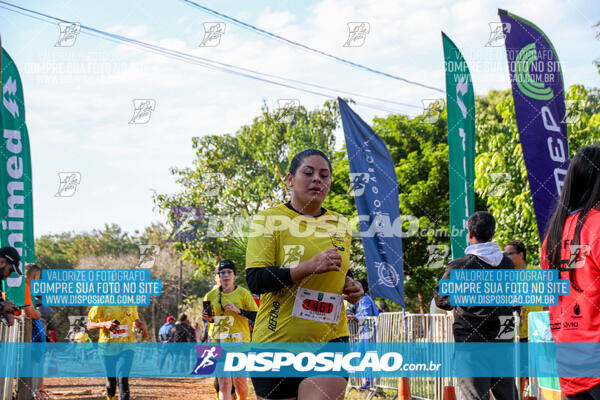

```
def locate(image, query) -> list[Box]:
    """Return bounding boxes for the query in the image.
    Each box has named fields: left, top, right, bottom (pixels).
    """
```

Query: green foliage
left=154, top=100, right=341, bottom=276
left=326, top=113, right=453, bottom=312
left=35, top=224, right=138, bottom=269
left=34, top=222, right=213, bottom=341
left=156, top=84, right=600, bottom=314
left=474, top=86, right=600, bottom=265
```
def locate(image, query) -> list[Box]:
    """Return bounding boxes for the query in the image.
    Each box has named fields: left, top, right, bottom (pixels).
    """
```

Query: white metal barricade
left=347, top=308, right=522, bottom=400
left=374, top=312, right=405, bottom=393
left=404, top=313, right=453, bottom=400
left=347, top=316, right=378, bottom=393
left=0, top=317, right=25, bottom=400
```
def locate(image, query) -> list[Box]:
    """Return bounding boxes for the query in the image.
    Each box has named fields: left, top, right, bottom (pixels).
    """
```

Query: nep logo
left=192, top=345, right=222, bottom=375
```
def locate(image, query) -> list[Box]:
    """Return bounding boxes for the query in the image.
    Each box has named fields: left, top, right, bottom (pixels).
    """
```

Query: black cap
left=0, top=246, right=21, bottom=276
left=217, top=260, right=236, bottom=274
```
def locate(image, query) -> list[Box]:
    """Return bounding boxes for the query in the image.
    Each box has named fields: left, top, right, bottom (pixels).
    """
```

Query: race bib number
left=110, top=325, right=130, bottom=339
left=219, top=332, right=242, bottom=343
left=292, top=287, right=343, bottom=324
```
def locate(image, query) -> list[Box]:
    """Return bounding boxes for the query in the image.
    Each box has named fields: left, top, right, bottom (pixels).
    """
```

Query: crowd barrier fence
left=347, top=311, right=522, bottom=400
left=0, top=317, right=26, bottom=400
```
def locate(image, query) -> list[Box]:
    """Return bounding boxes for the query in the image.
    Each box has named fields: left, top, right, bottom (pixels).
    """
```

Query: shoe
left=359, top=384, right=370, bottom=390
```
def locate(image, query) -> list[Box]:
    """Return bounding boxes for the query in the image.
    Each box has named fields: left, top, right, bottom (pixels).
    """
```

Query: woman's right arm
left=246, top=248, right=342, bottom=294
left=87, top=321, right=116, bottom=330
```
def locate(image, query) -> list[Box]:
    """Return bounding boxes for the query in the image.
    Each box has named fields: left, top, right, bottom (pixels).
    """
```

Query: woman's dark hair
left=545, top=146, right=600, bottom=292
left=179, top=314, right=188, bottom=322
left=358, top=278, right=369, bottom=294
left=289, top=149, right=332, bottom=175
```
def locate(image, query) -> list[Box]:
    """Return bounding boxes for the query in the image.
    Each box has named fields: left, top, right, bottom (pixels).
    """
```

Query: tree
left=154, top=100, right=340, bottom=276
left=326, top=107, right=464, bottom=313
left=156, top=84, right=600, bottom=314
left=474, top=86, right=600, bottom=264
left=34, top=222, right=213, bottom=341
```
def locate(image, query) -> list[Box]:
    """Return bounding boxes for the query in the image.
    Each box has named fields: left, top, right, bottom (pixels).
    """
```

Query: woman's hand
left=202, top=311, right=213, bottom=322
left=343, top=277, right=363, bottom=305
left=104, top=320, right=118, bottom=330
left=224, top=304, right=240, bottom=314
left=311, top=248, right=342, bottom=274
left=291, top=248, right=342, bottom=283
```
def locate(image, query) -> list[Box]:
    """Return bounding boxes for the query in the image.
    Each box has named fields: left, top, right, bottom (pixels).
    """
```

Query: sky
left=0, top=0, right=598, bottom=237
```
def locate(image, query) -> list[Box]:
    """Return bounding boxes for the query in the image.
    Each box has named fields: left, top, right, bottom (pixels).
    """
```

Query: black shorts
left=251, top=336, right=349, bottom=399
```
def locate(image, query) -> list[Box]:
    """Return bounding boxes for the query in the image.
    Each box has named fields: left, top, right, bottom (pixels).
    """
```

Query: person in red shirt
left=542, top=145, right=600, bottom=398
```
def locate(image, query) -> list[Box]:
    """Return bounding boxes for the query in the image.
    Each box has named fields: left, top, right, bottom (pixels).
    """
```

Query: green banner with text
left=442, top=33, right=475, bottom=260
left=1, top=46, right=35, bottom=306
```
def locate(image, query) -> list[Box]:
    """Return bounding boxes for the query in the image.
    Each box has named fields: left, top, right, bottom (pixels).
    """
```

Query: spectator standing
left=435, top=211, right=518, bottom=400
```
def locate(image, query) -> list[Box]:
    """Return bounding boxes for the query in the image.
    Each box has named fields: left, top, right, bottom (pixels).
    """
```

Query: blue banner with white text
left=338, top=99, right=404, bottom=306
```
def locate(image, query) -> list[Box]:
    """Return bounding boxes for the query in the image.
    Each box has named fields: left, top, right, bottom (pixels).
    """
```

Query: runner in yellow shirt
left=245, top=149, right=363, bottom=400
left=203, top=260, right=258, bottom=400
left=87, top=306, right=147, bottom=400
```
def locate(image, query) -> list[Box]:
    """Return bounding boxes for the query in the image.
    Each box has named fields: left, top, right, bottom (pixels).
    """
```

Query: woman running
left=542, top=145, right=600, bottom=399
left=203, top=260, right=258, bottom=400
left=87, top=306, right=148, bottom=400
left=246, top=148, right=363, bottom=400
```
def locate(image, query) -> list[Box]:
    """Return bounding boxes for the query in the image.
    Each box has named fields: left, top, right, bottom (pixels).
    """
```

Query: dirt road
left=44, top=377, right=257, bottom=400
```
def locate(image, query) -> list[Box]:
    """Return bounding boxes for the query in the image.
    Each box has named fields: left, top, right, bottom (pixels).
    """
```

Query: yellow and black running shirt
left=246, top=203, right=351, bottom=343
left=88, top=306, right=139, bottom=344
left=88, top=306, right=139, bottom=355
left=204, top=286, right=258, bottom=343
